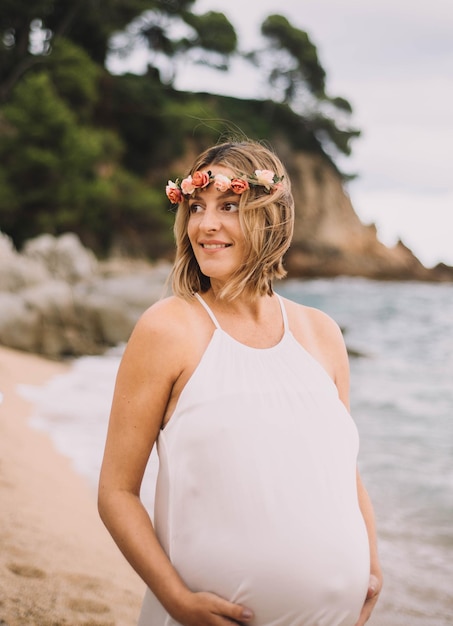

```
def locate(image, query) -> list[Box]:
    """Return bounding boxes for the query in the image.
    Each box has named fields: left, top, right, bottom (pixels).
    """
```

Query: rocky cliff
left=274, top=148, right=452, bottom=281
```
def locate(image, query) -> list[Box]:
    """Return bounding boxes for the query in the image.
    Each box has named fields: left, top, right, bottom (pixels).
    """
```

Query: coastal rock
left=22, top=232, right=98, bottom=283
left=281, top=151, right=442, bottom=281
left=0, top=292, right=41, bottom=352
left=0, top=233, right=170, bottom=358
left=72, top=270, right=169, bottom=346
left=0, top=232, right=51, bottom=291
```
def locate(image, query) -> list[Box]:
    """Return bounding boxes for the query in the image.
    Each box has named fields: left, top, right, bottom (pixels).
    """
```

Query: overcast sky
left=109, top=0, right=453, bottom=267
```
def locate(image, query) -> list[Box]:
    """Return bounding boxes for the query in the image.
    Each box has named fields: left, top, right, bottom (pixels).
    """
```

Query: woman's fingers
left=178, top=591, right=254, bottom=626
left=210, top=592, right=254, bottom=623
left=354, top=574, right=382, bottom=626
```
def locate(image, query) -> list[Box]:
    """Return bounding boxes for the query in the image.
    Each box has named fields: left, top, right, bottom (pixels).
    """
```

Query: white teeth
left=202, top=244, right=227, bottom=249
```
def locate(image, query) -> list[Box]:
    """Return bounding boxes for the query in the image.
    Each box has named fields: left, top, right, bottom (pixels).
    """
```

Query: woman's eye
left=189, top=203, right=203, bottom=213
left=222, top=202, right=239, bottom=212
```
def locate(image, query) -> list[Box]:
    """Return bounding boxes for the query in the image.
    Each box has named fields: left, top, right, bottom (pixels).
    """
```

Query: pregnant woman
left=98, top=140, right=382, bottom=626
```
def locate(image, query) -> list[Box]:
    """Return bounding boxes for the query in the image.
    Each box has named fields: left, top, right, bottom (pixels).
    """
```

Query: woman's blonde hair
left=171, top=141, right=295, bottom=300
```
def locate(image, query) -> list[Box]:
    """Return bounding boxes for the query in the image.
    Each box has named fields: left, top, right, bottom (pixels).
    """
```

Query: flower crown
left=166, top=169, right=284, bottom=205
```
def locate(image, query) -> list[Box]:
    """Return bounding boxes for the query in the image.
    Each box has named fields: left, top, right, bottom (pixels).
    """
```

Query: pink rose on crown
left=181, top=176, right=195, bottom=196
left=230, top=178, right=250, bottom=194
left=214, top=174, right=232, bottom=192
left=192, top=170, right=211, bottom=188
left=271, top=182, right=284, bottom=193
left=166, top=181, right=183, bottom=204
left=254, top=169, right=276, bottom=190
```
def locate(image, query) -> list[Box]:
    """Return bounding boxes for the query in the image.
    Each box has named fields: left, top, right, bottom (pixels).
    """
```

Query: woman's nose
left=199, top=206, right=220, bottom=231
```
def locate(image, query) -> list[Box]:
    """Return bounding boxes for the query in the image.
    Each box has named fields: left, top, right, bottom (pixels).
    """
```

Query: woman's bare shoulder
left=123, top=296, right=200, bottom=369
left=134, top=295, right=197, bottom=338
left=283, top=297, right=344, bottom=344
left=282, top=296, right=349, bottom=386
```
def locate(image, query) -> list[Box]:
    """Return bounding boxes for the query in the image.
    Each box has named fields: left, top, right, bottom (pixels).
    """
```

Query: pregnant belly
left=172, top=524, right=370, bottom=626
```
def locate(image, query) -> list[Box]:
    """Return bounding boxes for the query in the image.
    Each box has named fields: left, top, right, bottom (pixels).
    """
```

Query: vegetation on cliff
left=0, top=0, right=360, bottom=257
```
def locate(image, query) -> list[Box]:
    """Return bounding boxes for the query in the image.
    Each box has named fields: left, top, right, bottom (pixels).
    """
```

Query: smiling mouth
left=201, top=243, right=231, bottom=249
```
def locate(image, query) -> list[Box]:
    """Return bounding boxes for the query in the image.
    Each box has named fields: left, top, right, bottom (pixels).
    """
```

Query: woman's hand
left=354, top=573, right=382, bottom=626
left=172, top=590, right=254, bottom=626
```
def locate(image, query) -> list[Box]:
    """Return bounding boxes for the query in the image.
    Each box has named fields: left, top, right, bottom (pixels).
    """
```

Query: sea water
left=18, top=278, right=453, bottom=625
left=279, top=279, right=453, bottom=626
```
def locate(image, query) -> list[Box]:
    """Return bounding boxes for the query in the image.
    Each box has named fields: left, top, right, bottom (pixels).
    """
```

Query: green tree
left=0, top=69, right=172, bottom=252
left=0, top=71, right=116, bottom=240
left=247, top=15, right=360, bottom=157
left=0, top=0, right=157, bottom=100
left=108, top=7, right=237, bottom=84
left=0, top=0, right=238, bottom=100
left=261, top=14, right=327, bottom=102
left=45, top=38, right=101, bottom=118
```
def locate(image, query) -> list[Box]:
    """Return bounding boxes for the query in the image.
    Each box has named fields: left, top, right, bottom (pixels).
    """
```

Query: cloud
left=351, top=187, right=453, bottom=267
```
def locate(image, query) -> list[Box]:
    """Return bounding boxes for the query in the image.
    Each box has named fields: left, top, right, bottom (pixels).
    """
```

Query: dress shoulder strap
left=195, top=292, right=288, bottom=333
left=275, top=293, right=289, bottom=332
left=194, top=293, right=221, bottom=329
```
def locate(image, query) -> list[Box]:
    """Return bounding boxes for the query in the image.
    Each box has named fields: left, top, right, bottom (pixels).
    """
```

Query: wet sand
left=0, top=346, right=144, bottom=626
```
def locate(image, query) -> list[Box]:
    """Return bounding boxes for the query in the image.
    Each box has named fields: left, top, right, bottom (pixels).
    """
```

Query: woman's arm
left=354, top=470, right=383, bottom=626
left=98, top=299, right=253, bottom=625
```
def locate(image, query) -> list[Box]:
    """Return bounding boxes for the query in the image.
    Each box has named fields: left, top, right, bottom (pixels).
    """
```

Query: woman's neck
left=201, top=287, right=276, bottom=322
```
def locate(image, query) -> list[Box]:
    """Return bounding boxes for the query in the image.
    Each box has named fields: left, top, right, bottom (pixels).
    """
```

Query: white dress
left=138, top=294, right=370, bottom=626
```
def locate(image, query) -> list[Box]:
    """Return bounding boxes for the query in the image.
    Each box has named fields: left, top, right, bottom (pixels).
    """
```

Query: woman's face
left=187, top=165, right=247, bottom=287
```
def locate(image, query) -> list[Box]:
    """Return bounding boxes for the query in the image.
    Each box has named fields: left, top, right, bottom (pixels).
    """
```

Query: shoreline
left=0, top=345, right=143, bottom=626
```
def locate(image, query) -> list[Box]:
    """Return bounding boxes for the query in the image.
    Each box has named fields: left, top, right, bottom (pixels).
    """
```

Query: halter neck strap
left=276, top=293, right=289, bottom=332
left=194, top=293, right=221, bottom=329
left=194, top=292, right=288, bottom=333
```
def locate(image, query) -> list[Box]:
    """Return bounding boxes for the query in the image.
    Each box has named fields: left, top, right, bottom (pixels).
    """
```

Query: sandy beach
left=0, top=346, right=144, bottom=626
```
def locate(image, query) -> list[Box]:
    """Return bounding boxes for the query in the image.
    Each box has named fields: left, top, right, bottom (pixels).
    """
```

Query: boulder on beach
left=22, top=232, right=98, bottom=283
left=0, top=232, right=170, bottom=358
